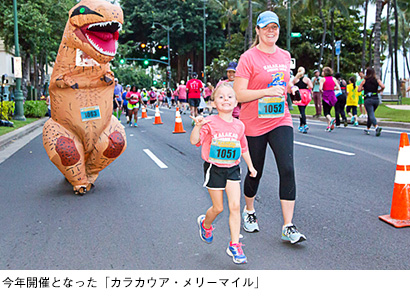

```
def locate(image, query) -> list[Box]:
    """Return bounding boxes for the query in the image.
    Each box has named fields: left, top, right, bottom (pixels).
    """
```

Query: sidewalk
left=0, top=117, right=48, bottom=150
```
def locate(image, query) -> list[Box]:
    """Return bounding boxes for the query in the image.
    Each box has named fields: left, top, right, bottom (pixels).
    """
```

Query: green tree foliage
left=113, top=65, right=152, bottom=88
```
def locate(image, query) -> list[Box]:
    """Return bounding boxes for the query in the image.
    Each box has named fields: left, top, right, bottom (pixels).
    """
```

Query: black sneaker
left=375, top=127, right=382, bottom=137
left=364, top=129, right=370, bottom=135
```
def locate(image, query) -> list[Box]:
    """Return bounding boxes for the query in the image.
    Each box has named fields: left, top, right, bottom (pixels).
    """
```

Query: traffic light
left=153, top=80, right=157, bottom=85
left=119, top=58, right=125, bottom=65
left=187, top=64, right=193, bottom=78
left=140, top=43, right=146, bottom=49
left=143, top=59, right=149, bottom=66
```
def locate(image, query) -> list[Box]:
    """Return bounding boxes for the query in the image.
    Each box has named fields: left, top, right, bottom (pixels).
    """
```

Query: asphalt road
left=1, top=107, right=410, bottom=270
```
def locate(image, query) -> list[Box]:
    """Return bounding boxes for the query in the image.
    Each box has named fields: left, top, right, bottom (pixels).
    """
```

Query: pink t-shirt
left=204, top=87, right=213, bottom=98
left=235, top=46, right=293, bottom=137
left=177, top=84, right=187, bottom=99
left=126, top=91, right=140, bottom=104
left=186, top=79, right=203, bottom=99
left=196, top=115, right=248, bottom=168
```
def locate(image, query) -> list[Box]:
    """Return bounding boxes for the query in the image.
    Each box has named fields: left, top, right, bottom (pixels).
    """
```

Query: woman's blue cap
left=226, top=62, right=237, bottom=71
left=257, top=11, right=280, bottom=28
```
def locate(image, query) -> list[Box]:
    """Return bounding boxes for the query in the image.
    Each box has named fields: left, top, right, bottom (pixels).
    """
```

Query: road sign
left=291, top=32, right=301, bottom=38
left=290, top=58, right=296, bottom=70
left=335, top=40, right=341, bottom=56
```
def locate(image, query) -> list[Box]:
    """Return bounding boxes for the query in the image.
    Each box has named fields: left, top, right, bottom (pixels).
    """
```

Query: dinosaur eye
left=71, top=5, right=103, bottom=18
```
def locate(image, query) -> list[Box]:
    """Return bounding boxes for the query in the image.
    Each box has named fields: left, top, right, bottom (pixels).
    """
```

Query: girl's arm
left=241, top=151, right=257, bottom=178
left=234, top=77, right=286, bottom=104
left=377, top=79, right=385, bottom=93
left=189, top=116, right=210, bottom=145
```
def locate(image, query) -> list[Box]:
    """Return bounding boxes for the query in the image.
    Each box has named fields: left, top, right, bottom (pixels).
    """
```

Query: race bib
left=208, top=139, right=241, bottom=165
left=80, top=106, right=101, bottom=122
left=258, top=96, right=285, bottom=118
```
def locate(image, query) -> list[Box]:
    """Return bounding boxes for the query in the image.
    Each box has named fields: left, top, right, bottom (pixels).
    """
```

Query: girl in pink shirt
left=319, top=67, right=341, bottom=131
left=190, top=83, right=257, bottom=264
left=233, top=10, right=306, bottom=244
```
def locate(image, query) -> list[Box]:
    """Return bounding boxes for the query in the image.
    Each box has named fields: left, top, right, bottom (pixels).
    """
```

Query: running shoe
left=304, top=125, right=309, bottom=131
left=375, top=127, right=382, bottom=137
left=350, top=116, right=355, bottom=124
left=325, top=126, right=332, bottom=132
left=302, top=128, right=308, bottom=134
left=226, top=242, right=247, bottom=264
left=330, top=119, right=336, bottom=130
left=129, top=121, right=133, bottom=127
left=298, top=126, right=304, bottom=132
left=281, top=224, right=306, bottom=244
left=353, top=121, right=359, bottom=127
left=242, top=208, right=259, bottom=232
left=197, top=215, right=214, bottom=244
left=364, top=129, right=370, bottom=135
left=134, top=123, right=138, bottom=127
left=343, top=120, right=348, bottom=127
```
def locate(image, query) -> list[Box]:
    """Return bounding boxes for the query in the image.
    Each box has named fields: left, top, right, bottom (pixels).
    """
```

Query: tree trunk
left=373, top=0, right=383, bottom=78
left=402, top=18, right=410, bottom=77
left=361, top=0, right=369, bottom=72
left=386, top=1, right=393, bottom=93
left=318, top=0, right=327, bottom=73
left=368, top=25, right=375, bottom=67
left=267, top=0, right=272, bottom=11
left=247, top=0, right=253, bottom=49
left=330, top=8, right=335, bottom=71
left=393, top=0, right=400, bottom=96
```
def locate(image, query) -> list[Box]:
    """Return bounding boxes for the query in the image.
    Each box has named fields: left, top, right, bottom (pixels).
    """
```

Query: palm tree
left=373, top=0, right=383, bottom=78
left=361, top=0, right=369, bottom=72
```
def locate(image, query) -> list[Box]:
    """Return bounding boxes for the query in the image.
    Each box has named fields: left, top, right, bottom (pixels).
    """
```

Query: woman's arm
left=357, top=79, right=366, bottom=92
left=233, top=77, right=286, bottom=104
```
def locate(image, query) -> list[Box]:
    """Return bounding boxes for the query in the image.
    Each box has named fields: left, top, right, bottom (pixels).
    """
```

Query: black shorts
left=113, top=101, right=119, bottom=110
left=189, top=98, right=200, bottom=107
left=179, top=99, right=187, bottom=103
left=346, top=106, right=357, bottom=115
left=203, top=162, right=241, bottom=190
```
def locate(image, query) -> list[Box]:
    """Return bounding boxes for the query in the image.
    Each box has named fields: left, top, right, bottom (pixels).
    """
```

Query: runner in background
left=122, top=84, right=130, bottom=123
left=346, top=77, right=359, bottom=127
left=357, top=71, right=367, bottom=119
left=311, top=70, right=322, bottom=117
left=176, top=80, right=188, bottom=113
left=113, top=78, right=123, bottom=121
left=217, top=62, right=241, bottom=118
left=186, top=72, right=204, bottom=124
left=334, top=73, right=348, bottom=128
left=126, top=85, right=142, bottom=127
left=149, top=87, right=157, bottom=109
left=292, top=66, right=313, bottom=133
left=320, top=67, right=341, bottom=132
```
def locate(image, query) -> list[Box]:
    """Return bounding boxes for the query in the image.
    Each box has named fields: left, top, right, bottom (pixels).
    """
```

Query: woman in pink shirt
left=176, top=80, right=188, bottom=113
left=233, top=11, right=306, bottom=244
left=319, top=67, right=341, bottom=132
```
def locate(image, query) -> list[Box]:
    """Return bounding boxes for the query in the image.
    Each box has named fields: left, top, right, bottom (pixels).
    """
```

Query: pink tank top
left=323, top=76, right=335, bottom=91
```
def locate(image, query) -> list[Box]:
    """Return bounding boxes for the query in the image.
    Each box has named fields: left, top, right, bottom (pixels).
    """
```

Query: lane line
left=143, top=149, right=168, bottom=169
left=294, top=141, right=355, bottom=156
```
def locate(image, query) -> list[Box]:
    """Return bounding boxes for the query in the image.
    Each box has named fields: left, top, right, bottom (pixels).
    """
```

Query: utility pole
left=286, top=0, right=291, bottom=52
left=203, top=0, right=207, bottom=84
left=12, top=0, right=25, bottom=121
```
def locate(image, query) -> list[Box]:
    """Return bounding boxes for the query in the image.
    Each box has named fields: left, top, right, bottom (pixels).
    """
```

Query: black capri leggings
left=244, top=126, right=296, bottom=201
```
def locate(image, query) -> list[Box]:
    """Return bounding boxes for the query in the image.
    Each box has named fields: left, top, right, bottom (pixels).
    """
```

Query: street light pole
left=286, top=0, right=291, bottom=52
left=12, top=0, right=25, bottom=121
left=203, top=0, right=207, bottom=84
left=152, top=21, right=183, bottom=88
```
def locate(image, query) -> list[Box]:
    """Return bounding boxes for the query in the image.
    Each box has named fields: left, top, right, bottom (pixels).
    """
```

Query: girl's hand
left=248, top=166, right=257, bottom=178
left=190, top=115, right=210, bottom=127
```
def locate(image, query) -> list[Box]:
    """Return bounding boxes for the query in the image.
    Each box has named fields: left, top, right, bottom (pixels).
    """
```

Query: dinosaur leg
left=43, top=118, right=88, bottom=195
left=85, top=115, right=127, bottom=190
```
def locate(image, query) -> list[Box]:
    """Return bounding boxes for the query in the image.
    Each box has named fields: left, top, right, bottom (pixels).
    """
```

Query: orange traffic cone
left=173, top=107, right=186, bottom=134
left=141, top=106, right=148, bottom=119
left=379, top=133, right=410, bottom=227
left=153, top=105, right=163, bottom=125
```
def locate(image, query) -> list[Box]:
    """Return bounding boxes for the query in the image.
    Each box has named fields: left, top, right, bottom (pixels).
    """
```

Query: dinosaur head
left=66, top=0, right=123, bottom=64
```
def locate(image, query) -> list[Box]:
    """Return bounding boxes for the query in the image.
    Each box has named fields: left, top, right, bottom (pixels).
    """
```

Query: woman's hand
left=265, top=85, right=285, bottom=97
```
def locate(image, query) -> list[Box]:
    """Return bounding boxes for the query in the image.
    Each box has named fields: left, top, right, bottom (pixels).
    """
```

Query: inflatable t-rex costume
left=43, top=0, right=126, bottom=195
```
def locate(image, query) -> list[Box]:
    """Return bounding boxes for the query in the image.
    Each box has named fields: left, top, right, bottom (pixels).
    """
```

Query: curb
left=0, top=117, right=48, bottom=149
left=291, top=114, right=410, bottom=130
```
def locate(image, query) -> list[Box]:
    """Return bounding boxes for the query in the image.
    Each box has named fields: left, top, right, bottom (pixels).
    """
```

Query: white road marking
left=143, top=149, right=168, bottom=169
left=294, top=141, right=355, bottom=156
